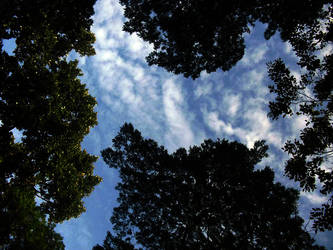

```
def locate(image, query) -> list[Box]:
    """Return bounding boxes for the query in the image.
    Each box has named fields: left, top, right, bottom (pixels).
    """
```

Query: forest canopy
left=1, top=0, right=332, bottom=248
left=94, top=123, right=324, bottom=249
left=0, top=0, right=101, bottom=248
left=119, top=0, right=333, bottom=232
left=119, top=0, right=330, bottom=78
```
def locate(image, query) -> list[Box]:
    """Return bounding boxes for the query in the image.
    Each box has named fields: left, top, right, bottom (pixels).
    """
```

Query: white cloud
left=247, top=69, right=265, bottom=86
left=244, top=109, right=270, bottom=133
left=202, top=103, right=282, bottom=149
left=94, top=48, right=119, bottom=62
left=291, top=115, right=307, bottom=133
left=284, top=41, right=298, bottom=59
left=301, top=192, right=328, bottom=205
left=56, top=0, right=333, bottom=248
left=93, top=0, right=124, bottom=36
left=241, top=43, right=269, bottom=66
left=318, top=43, right=333, bottom=60
left=284, top=42, right=293, bottom=54
left=194, top=82, right=213, bottom=98
left=92, top=0, right=152, bottom=61
left=205, top=111, right=234, bottom=135
left=119, top=78, right=143, bottom=106
left=163, top=79, right=195, bottom=150
left=89, top=0, right=198, bottom=152
left=239, top=68, right=268, bottom=96
left=244, top=108, right=282, bottom=148
left=127, top=33, right=145, bottom=53
left=224, top=93, right=241, bottom=117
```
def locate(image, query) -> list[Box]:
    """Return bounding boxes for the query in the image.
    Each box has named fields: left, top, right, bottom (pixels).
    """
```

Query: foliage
left=120, top=0, right=333, bottom=232
left=0, top=186, right=65, bottom=249
left=93, top=232, right=134, bottom=250
left=119, top=0, right=329, bottom=78
left=95, top=123, right=324, bottom=249
left=0, top=0, right=101, bottom=247
left=267, top=6, right=333, bottom=231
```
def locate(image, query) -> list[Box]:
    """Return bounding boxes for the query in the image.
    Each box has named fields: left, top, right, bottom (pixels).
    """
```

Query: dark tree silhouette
left=0, top=0, right=101, bottom=248
left=267, top=6, right=333, bottom=231
left=94, top=123, right=324, bottom=249
left=119, top=0, right=329, bottom=78
left=93, top=232, right=134, bottom=250
left=119, top=0, right=333, bottom=232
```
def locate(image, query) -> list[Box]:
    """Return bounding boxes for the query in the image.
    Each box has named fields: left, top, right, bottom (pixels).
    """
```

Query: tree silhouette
left=119, top=0, right=329, bottom=78
left=95, top=123, right=324, bottom=249
left=119, top=0, right=333, bottom=232
left=0, top=0, right=101, bottom=247
left=267, top=6, right=333, bottom=231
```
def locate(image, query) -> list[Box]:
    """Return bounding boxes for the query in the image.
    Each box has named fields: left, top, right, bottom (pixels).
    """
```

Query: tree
left=119, top=0, right=329, bottom=78
left=95, top=123, right=324, bottom=249
left=267, top=6, right=333, bottom=231
left=119, top=0, right=333, bottom=232
left=93, top=232, right=134, bottom=250
left=0, top=0, right=101, bottom=247
left=0, top=186, right=65, bottom=249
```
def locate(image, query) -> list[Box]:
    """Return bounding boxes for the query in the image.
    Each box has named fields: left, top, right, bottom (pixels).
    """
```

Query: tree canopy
left=1, top=0, right=332, bottom=248
left=0, top=0, right=101, bottom=247
left=0, top=185, right=65, bottom=249
left=119, top=0, right=333, bottom=232
left=267, top=6, right=333, bottom=231
left=94, top=123, right=324, bottom=249
left=119, top=0, right=329, bottom=78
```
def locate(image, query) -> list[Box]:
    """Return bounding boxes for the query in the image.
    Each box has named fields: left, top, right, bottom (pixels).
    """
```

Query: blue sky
left=6, top=0, right=330, bottom=248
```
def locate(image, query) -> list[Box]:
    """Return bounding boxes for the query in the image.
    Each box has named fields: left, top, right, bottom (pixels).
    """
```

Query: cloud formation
left=55, top=1, right=332, bottom=249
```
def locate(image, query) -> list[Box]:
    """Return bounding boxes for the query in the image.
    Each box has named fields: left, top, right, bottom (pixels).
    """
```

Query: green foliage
left=0, top=186, right=65, bottom=250
left=0, top=0, right=101, bottom=247
left=267, top=6, right=333, bottom=231
left=96, top=123, right=324, bottom=249
left=119, top=0, right=328, bottom=78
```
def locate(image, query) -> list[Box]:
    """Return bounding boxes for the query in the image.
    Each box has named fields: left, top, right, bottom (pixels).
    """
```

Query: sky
left=26, top=0, right=333, bottom=248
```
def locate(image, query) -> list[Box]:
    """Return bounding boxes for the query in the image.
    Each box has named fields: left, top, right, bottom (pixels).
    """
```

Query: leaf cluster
left=119, top=0, right=329, bottom=78
left=0, top=0, right=101, bottom=247
left=267, top=6, right=333, bottom=231
left=95, top=124, right=323, bottom=249
left=119, top=0, right=333, bottom=233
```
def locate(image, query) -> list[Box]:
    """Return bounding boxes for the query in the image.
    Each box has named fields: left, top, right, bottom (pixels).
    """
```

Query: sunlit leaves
left=1, top=0, right=100, bottom=247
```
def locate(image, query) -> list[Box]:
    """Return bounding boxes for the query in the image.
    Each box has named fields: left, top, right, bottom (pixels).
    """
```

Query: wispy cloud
left=241, top=43, right=269, bottom=66
left=202, top=106, right=282, bottom=149
left=194, top=82, right=213, bottom=98
left=301, top=192, right=328, bottom=205
left=163, top=79, right=196, bottom=150
left=55, top=1, right=333, bottom=249
left=224, top=93, right=241, bottom=117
